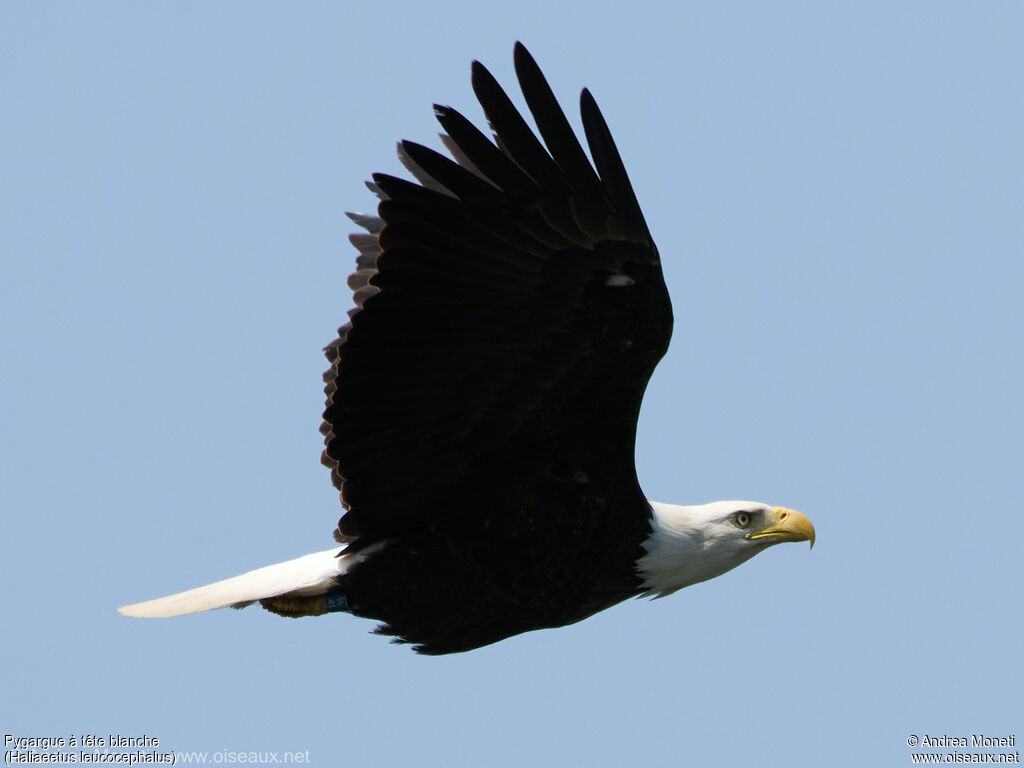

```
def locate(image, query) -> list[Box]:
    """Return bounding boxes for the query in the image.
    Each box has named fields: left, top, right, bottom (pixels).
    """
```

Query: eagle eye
left=733, top=511, right=753, bottom=528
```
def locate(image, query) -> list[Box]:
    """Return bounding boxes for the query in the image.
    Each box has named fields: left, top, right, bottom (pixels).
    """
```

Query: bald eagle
left=119, top=43, right=814, bottom=654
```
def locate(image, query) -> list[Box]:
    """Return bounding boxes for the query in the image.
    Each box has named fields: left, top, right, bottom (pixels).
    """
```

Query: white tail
left=118, top=547, right=347, bottom=618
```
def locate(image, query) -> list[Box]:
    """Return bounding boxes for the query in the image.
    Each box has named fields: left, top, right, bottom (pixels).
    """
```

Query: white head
left=635, top=500, right=815, bottom=597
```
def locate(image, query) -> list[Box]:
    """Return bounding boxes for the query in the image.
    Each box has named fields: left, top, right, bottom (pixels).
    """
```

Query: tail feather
left=118, top=548, right=346, bottom=618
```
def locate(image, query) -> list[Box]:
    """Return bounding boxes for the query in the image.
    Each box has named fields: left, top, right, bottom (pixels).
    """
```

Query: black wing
left=322, top=43, right=672, bottom=552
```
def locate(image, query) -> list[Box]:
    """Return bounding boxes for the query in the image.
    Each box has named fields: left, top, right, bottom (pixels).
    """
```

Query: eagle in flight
left=119, top=43, right=815, bottom=654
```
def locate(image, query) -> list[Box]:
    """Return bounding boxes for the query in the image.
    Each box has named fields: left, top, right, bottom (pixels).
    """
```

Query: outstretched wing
left=322, top=43, right=672, bottom=547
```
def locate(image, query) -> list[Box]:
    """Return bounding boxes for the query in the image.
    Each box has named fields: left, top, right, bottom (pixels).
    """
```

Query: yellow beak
left=745, top=507, right=815, bottom=549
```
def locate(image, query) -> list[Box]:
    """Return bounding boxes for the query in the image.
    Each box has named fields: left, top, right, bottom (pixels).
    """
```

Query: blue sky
left=2, top=2, right=1021, bottom=766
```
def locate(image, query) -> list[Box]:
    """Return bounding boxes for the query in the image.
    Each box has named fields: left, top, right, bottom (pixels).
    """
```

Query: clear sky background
left=3, top=3, right=1021, bottom=767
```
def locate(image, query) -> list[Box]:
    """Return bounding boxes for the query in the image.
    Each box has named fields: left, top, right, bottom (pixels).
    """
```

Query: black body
left=319, top=44, right=673, bottom=654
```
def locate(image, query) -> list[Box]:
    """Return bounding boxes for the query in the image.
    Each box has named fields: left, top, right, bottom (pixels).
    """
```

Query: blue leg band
left=325, top=593, right=350, bottom=613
